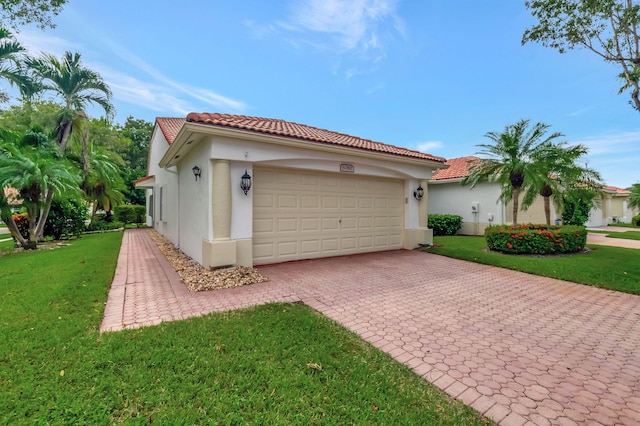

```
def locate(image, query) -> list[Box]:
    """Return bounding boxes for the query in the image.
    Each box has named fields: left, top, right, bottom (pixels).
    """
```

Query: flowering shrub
left=11, top=213, right=29, bottom=240
left=484, top=224, right=587, bottom=255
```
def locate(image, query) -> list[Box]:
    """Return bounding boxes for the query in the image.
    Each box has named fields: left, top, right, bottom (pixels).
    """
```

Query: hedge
left=428, top=214, right=463, bottom=236
left=114, top=205, right=146, bottom=227
left=485, top=224, right=587, bottom=255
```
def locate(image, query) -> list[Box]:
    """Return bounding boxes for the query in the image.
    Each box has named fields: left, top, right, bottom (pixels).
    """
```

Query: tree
left=0, top=28, right=31, bottom=103
left=462, top=119, right=564, bottom=225
left=119, top=116, right=152, bottom=204
left=523, top=0, right=640, bottom=112
left=24, top=51, right=114, bottom=155
left=81, top=144, right=125, bottom=227
left=523, top=142, right=602, bottom=226
left=562, top=187, right=599, bottom=226
left=1, top=0, right=67, bottom=30
left=629, top=182, right=640, bottom=209
left=0, top=127, right=81, bottom=248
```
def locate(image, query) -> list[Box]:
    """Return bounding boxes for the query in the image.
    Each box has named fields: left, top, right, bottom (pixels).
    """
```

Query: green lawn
left=0, top=232, right=490, bottom=425
left=428, top=235, right=640, bottom=295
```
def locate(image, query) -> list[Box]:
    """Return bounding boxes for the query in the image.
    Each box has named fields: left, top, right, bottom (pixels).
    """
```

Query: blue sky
left=5, top=0, right=640, bottom=188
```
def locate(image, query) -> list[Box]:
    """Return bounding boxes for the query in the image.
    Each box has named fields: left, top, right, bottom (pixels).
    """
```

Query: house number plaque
left=340, top=163, right=355, bottom=173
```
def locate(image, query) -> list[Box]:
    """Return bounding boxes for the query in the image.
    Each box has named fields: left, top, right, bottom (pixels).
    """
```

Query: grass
left=0, top=232, right=490, bottom=425
left=428, top=235, right=640, bottom=295
left=608, top=223, right=638, bottom=228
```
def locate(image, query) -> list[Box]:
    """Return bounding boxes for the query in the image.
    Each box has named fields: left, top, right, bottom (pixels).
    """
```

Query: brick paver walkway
left=102, top=229, right=640, bottom=425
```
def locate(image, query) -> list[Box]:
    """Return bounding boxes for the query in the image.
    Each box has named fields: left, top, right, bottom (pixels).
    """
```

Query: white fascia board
left=159, top=122, right=446, bottom=170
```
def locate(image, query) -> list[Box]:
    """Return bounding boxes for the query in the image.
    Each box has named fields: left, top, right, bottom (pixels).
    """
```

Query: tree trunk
left=58, top=120, right=72, bottom=151
left=512, top=186, right=520, bottom=225
left=81, top=126, right=89, bottom=174
left=543, top=196, right=551, bottom=226
left=0, top=208, right=27, bottom=247
left=35, top=189, right=55, bottom=241
left=25, top=202, right=38, bottom=250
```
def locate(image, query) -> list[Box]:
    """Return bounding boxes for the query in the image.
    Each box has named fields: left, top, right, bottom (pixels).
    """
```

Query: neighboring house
left=136, top=113, right=446, bottom=268
left=587, top=185, right=637, bottom=226
left=428, top=156, right=557, bottom=235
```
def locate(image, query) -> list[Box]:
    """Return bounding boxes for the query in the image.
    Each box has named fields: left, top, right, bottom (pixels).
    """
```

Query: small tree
left=523, top=0, right=640, bottom=112
left=462, top=119, right=563, bottom=225
left=629, top=182, right=640, bottom=210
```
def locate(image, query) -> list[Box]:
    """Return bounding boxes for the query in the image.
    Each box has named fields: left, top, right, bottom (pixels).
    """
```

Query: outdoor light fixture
left=192, top=165, right=201, bottom=181
left=414, top=185, right=424, bottom=201
left=240, top=169, right=252, bottom=195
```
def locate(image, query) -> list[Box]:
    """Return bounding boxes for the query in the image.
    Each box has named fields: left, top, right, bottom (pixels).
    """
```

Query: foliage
left=429, top=235, right=640, bottom=294
left=562, top=188, right=597, bottom=226
left=23, top=51, right=114, bottom=152
left=523, top=0, right=640, bottom=112
left=114, top=205, right=145, bottom=227
left=633, top=213, right=640, bottom=226
left=119, top=116, right=152, bottom=204
left=11, top=212, right=28, bottom=239
left=629, top=182, right=640, bottom=210
left=484, top=224, right=587, bottom=255
left=0, top=127, right=82, bottom=248
left=462, top=119, right=564, bottom=225
left=43, top=197, right=86, bottom=239
left=0, top=28, right=31, bottom=103
left=428, top=214, right=463, bottom=236
left=0, top=233, right=490, bottom=425
left=0, top=0, right=67, bottom=30
left=86, top=214, right=123, bottom=231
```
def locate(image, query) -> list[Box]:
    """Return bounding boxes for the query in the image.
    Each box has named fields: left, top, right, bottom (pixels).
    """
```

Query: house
left=428, top=157, right=638, bottom=234
left=428, top=156, right=557, bottom=235
left=135, top=113, right=446, bottom=268
left=587, top=185, right=637, bottom=226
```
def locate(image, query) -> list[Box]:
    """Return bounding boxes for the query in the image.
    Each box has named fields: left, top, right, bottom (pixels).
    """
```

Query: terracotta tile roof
left=133, top=175, right=155, bottom=184
left=156, top=117, right=185, bottom=144
left=178, top=112, right=445, bottom=163
left=431, top=156, right=481, bottom=180
left=602, top=184, right=631, bottom=194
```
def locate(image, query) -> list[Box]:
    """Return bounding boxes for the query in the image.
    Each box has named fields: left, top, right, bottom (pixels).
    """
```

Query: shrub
left=86, top=214, right=124, bottom=232
left=11, top=213, right=29, bottom=240
left=562, top=195, right=592, bottom=226
left=44, top=198, right=87, bottom=240
left=485, top=224, right=587, bottom=255
left=114, top=205, right=146, bottom=227
left=633, top=214, right=640, bottom=226
left=428, top=214, right=463, bottom=236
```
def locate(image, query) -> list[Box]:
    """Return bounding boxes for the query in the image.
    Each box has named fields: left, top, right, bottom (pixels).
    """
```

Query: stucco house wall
left=428, top=180, right=504, bottom=235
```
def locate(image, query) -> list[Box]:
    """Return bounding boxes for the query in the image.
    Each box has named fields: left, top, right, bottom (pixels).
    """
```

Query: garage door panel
left=253, top=167, right=403, bottom=265
left=277, top=218, right=298, bottom=232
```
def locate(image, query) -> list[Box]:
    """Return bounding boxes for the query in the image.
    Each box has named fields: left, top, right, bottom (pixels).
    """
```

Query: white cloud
left=416, top=140, right=443, bottom=153
left=17, top=30, right=83, bottom=57
left=574, top=131, right=640, bottom=155
left=284, top=0, right=403, bottom=67
left=16, top=29, right=247, bottom=117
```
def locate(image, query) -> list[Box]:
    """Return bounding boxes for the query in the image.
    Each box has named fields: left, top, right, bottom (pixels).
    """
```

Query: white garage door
left=253, top=167, right=404, bottom=265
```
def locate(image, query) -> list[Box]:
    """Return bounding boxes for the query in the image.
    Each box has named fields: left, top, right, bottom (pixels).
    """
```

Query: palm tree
left=629, top=183, right=640, bottom=210
left=523, top=143, right=602, bottom=226
left=0, top=128, right=81, bottom=249
left=462, top=119, right=564, bottom=225
left=0, top=27, right=32, bottom=102
left=81, top=144, right=125, bottom=227
left=24, top=51, right=113, bottom=155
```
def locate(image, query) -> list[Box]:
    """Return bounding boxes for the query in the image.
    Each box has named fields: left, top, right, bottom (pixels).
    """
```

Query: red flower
left=507, top=243, right=513, bottom=249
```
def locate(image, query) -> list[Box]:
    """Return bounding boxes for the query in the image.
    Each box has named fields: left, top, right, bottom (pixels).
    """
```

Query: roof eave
left=159, top=122, right=446, bottom=169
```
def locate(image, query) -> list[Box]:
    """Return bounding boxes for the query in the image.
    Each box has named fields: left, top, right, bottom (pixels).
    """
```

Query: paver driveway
left=102, top=230, right=640, bottom=425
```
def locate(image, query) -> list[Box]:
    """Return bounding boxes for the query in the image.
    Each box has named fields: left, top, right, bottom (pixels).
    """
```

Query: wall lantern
left=240, top=169, right=252, bottom=195
left=414, top=185, right=424, bottom=201
left=192, top=165, right=201, bottom=181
